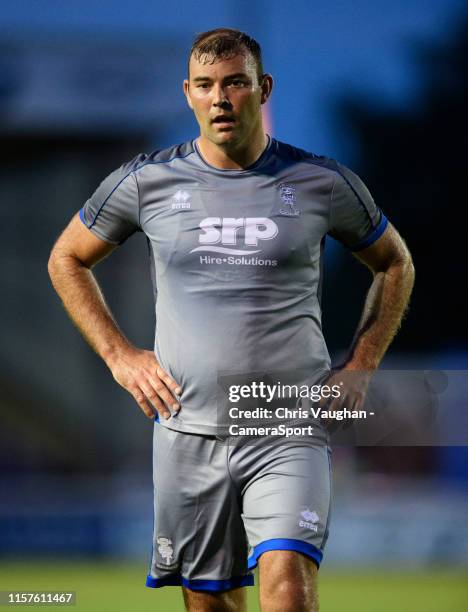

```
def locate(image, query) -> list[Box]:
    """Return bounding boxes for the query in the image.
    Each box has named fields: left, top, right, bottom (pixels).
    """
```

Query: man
left=48, top=28, right=415, bottom=612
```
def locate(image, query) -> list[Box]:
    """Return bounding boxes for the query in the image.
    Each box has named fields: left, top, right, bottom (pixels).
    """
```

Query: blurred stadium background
left=1, top=1, right=467, bottom=610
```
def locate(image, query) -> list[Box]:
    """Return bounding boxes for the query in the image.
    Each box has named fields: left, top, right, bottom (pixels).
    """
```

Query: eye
left=196, top=82, right=210, bottom=89
left=230, top=79, right=246, bottom=87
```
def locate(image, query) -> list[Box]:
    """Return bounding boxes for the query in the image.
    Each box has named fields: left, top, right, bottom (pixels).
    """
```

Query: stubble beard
left=208, top=124, right=242, bottom=150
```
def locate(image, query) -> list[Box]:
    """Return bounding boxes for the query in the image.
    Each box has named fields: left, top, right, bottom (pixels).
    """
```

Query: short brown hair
left=188, top=28, right=264, bottom=80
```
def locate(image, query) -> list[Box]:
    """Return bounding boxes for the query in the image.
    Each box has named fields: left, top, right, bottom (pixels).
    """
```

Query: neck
left=197, top=129, right=269, bottom=170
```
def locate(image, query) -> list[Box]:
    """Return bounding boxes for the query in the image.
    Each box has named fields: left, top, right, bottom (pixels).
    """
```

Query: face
left=184, top=52, right=271, bottom=149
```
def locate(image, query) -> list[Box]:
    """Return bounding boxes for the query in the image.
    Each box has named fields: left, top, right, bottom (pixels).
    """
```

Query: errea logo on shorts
left=190, top=217, right=279, bottom=267
left=299, top=509, right=319, bottom=532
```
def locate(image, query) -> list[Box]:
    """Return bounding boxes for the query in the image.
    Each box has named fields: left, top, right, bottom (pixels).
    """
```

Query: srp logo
left=190, top=217, right=278, bottom=255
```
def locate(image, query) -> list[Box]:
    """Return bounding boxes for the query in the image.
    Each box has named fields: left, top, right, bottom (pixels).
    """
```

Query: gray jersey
left=80, top=137, right=387, bottom=435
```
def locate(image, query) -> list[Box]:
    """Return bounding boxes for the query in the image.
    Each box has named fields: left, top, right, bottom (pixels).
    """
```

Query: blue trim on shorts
left=146, top=573, right=254, bottom=591
left=247, top=538, right=323, bottom=569
left=350, top=214, right=388, bottom=252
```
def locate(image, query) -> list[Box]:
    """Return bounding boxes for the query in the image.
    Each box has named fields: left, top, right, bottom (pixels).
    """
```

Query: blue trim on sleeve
left=79, top=207, right=87, bottom=226
left=146, top=573, right=254, bottom=591
left=350, top=214, right=388, bottom=252
left=247, top=538, right=323, bottom=570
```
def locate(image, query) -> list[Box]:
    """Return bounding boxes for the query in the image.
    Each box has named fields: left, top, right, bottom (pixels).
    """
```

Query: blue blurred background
left=1, top=0, right=467, bottom=606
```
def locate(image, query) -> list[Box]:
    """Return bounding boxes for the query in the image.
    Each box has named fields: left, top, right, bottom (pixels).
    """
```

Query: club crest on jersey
left=279, top=183, right=300, bottom=217
left=190, top=217, right=279, bottom=255
left=171, top=189, right=191, bottom=210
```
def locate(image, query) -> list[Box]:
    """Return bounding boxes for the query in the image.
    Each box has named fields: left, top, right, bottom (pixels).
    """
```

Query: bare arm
left=323, top=223, right=415, bottom=418
left=48, top=213, right=181, bottom=419
left=345, top=221, right=415, bottom=371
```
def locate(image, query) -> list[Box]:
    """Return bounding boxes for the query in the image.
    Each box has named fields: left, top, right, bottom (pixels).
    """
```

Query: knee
left=259, top=552, right=319, bottom=612
left=261, top=576, right=313, bottom=612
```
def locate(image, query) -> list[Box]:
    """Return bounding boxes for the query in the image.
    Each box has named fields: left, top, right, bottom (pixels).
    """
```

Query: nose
left=212, top=83, right=231, bottom=108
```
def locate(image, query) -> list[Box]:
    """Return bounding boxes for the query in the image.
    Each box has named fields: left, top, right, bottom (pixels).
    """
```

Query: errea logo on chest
left=171, top=190, right=191, bottom=209
left=190, top=217, right=278, bottom=255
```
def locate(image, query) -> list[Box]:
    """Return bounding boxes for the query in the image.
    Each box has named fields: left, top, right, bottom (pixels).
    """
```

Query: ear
left=260, top=74, right=273, bottom=105
left=183, top=79, right=194, bottom=110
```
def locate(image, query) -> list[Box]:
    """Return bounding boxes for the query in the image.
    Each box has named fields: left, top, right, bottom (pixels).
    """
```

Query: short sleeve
left=328, top=163, right=388, bottom=251
left=79, top=160, right=141, bottom=245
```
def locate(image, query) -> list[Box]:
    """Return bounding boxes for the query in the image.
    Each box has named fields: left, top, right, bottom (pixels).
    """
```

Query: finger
left=343, top=402, right=356, bottom=430
left=319, top=377, right=343, bottom=412
left=149, top=377, right=180, bottom=414
left=318, top=392, right=334, bottom=412
left=323, top=393, right=349, bottom=433
left=140, top=380, right=172, bottom=419
left=326, top=393, right=346, bottom=415
left=318, top=396, right=329, bottom=412
left=156, top=365, right=182, bottom=397
left=130, top=385, right=155, bottom=419
left=341, top=392, right=363, bottom=430
left=349, top=388, right=366, bottom=412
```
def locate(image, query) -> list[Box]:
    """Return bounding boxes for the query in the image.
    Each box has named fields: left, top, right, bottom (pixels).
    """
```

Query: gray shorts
left=146, top=423, right=332, bottom=592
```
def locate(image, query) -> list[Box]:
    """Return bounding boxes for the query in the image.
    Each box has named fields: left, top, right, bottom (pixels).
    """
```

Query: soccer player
left=48, top=28, right=415, bottom=612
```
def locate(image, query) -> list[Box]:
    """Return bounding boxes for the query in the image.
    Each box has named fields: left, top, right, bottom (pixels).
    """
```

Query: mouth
left=211, top=115, right=236, bottom=127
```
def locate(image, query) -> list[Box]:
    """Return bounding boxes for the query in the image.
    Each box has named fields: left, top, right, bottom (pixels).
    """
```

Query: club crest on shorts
left=279, top=183, right=300, bottom=217
left=156, top=536, right=175, bottom=565
left=299, top=508, right=319, bottom=532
